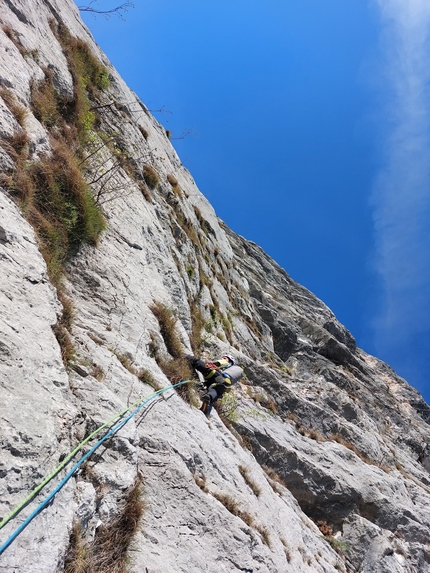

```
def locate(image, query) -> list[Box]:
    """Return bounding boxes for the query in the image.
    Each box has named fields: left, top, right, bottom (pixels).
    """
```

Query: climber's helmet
left=223, top=354, right=235, bottom=365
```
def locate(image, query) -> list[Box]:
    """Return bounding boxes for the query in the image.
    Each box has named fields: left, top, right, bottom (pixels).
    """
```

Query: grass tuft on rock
left=150, top=301, right=197, bottom=404
left=150, top=301, right=183, bottom=359
left=0, top=85, right=27, bottom=126
left=64, top=480, right=144, bottom=573
left=142, top=165, right=159, bottom=189
left=238, top=465, right=262, bottom=497
left=6, top=135, right=106, bottom=285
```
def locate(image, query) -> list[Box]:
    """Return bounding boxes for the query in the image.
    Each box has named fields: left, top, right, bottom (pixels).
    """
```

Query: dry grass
left=193, top=205, right=214, bottom=236
left=212, top=492, right=255, bottom=529
left=1, top=24, right=111, bottom=372
left=0, top=85, right=27, bottom=126
left=238, top=465, right=262, bottom=497
left=2, top=27, right=107, bottom=288
left=255, top=524, right=271, bottom=547
left=58, top=291, right=75, bottom=331
left=329, top=434, right=388, bottom=471
left=90, top=364, right=105, bottom=381
left=23, top=137, right=105, bottom=283
left=156, top=357, right=196, bottom=404
left=213, top=491, right=271, bottom=547
left=138, top=125, right=148, bottom=140
left=138, top=181, right=152, bottom=202
left=64, top=480, right=144, bottom=573
left=136, top=368, right=155, bottom=387
left=2, top=25, right=38, bottom=60
left=166, top=173, right=182, bottom=196
left=52, top=322, right=75, bottom=365
left=280, top=536, right=292, bottom=562
left=34, top=23, right=109, bottom=140
left=263, top=465, right=286, bottom=494
left=51, top=291, right=75, bottom=365
left=150, top=301, right=183, bottom=359
left=113, top=351, right=137, bottom=374
left=149, top=302, right=196, bottom=402
left=142, top=165, right=159, bottom=189
left=251, top=392, right=278, bottom=415
left=239, top=434, right=254, bottom=453
left=189, top=299, right=206, bottom=353
left=167, top=173, right=178, bottom=187
left=64, top=522, right=92, bottom=573
left=155, top=356, right=191, bottom=383
left=111, top=354, right=157, bottom=388
left=193, top=474, right=208, bottom=493
left=30, top=68, right=62, bottom=128
left=308, top=429, right=324, bottom=442
left=316, top=520, right=333, bottom=537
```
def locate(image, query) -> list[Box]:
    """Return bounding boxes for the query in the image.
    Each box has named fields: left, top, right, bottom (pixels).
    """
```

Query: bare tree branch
left=171, top=128, right=199, bottom=140
left=146, top=105, right=173, bottom=117
left=78, top=1, right=135, bottom=20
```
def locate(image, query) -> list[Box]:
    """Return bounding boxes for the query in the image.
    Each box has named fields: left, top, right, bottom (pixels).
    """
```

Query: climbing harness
left=0, top=379, right=191, bottom=555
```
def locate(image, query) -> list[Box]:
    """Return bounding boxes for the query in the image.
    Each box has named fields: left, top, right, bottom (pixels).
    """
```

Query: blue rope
left=0, top=380, right=190, bottom=555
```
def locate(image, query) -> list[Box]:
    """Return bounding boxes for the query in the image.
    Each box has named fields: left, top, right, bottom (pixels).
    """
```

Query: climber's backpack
left=221, top=365, right=244, bottom=384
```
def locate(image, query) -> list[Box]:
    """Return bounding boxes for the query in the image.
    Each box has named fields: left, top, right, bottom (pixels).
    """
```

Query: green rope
left=0, top=379, right=192, bottom=555
left=0, top=382, right=186, bottom=531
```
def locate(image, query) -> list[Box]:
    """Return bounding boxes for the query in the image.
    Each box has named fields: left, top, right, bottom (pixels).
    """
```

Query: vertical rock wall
left=0, top=1, right=429, bottom=572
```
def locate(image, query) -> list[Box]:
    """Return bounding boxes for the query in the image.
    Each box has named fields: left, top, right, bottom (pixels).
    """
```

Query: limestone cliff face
left=0, top=2, right=429, bottom=572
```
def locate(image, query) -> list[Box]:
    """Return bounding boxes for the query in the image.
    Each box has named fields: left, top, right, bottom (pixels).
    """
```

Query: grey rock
left=0, top=1, right=429, bottom=572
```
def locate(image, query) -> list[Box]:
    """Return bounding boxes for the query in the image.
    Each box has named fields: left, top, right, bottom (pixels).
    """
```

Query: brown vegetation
left=142, top=165, right=159, bottom=189
left=64, top=480, right=144, bottom=573
left=150, top=301, right=196, bottom=404
left=238, top=465, right=262, bottom=497
left=0, top=85, right=27, bottom=126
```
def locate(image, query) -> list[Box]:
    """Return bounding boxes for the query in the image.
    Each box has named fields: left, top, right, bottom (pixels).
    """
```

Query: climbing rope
left=0, top=388, right=163, bottom=532
left=0, top=379, right=191, bottom=555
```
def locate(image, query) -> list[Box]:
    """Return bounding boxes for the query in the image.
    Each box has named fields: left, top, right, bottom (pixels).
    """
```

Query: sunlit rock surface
left=0, top=1, right=429, bottom=571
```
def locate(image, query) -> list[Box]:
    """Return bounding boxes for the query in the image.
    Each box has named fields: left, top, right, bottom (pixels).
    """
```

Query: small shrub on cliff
left=316, top=520, right=333, bottom=537
left=214, top=392, right=239, bottom=424
left=1, top=25, right=108, bottom=290
left=20, top=136, right=105, bottom=284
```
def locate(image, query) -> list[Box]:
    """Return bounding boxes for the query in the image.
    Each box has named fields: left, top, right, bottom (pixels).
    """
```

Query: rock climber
left=186, top=354, right=244, bottom=416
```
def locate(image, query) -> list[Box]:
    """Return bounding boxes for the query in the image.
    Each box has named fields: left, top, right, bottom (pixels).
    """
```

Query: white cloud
left=371, top=0, right=430, bottom=357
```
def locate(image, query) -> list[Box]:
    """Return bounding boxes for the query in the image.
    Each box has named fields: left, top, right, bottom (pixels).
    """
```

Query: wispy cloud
left=371, top=0, right=430, bottom=373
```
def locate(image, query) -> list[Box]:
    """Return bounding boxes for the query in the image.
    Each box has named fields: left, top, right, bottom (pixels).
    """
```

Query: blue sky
left=79, top=0, right=430, bottom=404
